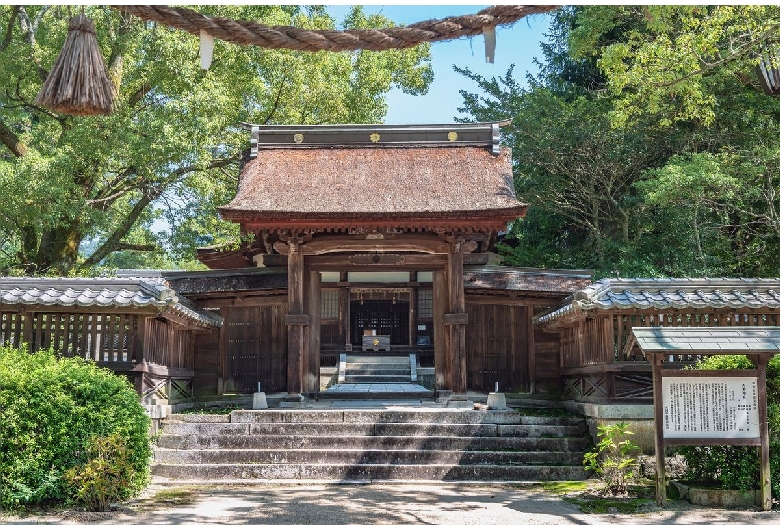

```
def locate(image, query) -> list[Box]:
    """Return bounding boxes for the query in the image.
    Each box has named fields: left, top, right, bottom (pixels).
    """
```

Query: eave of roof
left=535, top=277, right=780, bottom=327
left=632, top=326, right=780, bottom=354
left=463, top=266, right=592, bottom=295
left=0, top=276, right=222, bottom=329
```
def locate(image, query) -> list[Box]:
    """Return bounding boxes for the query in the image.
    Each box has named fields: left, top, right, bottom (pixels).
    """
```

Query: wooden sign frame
left=648, top=352, right=772, bottom=510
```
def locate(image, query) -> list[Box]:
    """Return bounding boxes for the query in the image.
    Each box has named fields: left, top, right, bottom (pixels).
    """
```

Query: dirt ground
left=2, top=482, right=779, bottom=525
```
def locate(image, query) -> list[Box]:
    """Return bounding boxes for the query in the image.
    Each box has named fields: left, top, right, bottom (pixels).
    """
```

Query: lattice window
left=418, top=289, right=433, bottom=318
left=321, top=290, right=339, bottom=319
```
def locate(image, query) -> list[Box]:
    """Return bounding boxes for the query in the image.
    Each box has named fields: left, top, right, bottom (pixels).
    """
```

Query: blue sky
left=326, top=5, right=553, bottom=124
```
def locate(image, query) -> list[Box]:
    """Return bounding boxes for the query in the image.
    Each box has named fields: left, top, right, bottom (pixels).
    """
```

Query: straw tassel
left=34, top=14, right=115, bottom=116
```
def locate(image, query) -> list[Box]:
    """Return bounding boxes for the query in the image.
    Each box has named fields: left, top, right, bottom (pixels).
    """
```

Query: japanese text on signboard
left=662, top=377, right=758, bottom=439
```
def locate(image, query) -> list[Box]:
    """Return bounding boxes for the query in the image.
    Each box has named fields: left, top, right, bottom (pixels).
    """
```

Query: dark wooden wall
left=221, top=298, right=288, bottom=393
left=465, top=300, right=532, bottom=393
left=533, top=326, right=561, bottom=395
left=193, top=327, right=221, bottom=397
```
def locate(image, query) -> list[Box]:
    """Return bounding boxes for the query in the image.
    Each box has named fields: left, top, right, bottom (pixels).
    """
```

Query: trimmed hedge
left=677, top=354, right=780, bottom=496
left=0, top=345, right=151, bottom=508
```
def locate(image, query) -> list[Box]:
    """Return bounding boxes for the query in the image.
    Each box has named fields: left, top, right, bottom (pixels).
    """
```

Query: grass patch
left=151, top=488, right=199, bottom=506
left=541, top=481, right=591, bottom=494
left=559, top=482, right=656, bottom=515
left=573, top=497, right=650, bottom=514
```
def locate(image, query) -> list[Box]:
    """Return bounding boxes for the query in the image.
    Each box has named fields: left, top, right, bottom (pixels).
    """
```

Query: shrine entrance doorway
left=350, top=298, right=410, bottom=346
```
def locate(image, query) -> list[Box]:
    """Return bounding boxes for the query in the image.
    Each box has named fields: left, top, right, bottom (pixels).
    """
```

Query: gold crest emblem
left=447, top=131, right=458, bottom=141
left=370, top=133, right=381, bottom=143
left=293, top=133, right=304, bottom=144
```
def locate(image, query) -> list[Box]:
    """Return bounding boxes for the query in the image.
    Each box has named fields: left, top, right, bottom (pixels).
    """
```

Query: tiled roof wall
left=536, top=278, right=780, bottom=324
left=0, top=277, right=221, bottom=328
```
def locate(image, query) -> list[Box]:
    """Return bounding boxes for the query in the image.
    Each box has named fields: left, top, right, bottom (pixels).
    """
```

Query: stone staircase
left=321, top=353, right=434, bottom=400
left=344, top=354, right=413, bottom=383
left=152, top=408, right=591, bottom=483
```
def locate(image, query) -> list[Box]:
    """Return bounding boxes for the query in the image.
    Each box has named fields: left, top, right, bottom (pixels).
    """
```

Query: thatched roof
left=219, top=144, right=526, bottom=232
left=463, top=266, right=592, bottom=295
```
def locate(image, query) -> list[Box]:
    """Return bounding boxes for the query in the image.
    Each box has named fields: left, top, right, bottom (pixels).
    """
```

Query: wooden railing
left=558, top=311, right=780, bottom=403
left=0, top=310, right=143, bottom=365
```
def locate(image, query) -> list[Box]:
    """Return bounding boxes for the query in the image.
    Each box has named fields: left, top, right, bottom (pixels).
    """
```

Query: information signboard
left=662, top=377, right=759, bottom=439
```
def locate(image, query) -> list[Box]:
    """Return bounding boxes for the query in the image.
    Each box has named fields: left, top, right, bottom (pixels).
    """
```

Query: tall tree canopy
left=0, top=5, right=432, bottom=275
left=457, top=6, right=780, bottom=278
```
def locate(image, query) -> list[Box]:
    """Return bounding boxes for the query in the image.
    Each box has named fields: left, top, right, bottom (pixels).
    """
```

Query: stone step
left=169, top=411, right=586, bottom=427
left=344, top=367, right=411, bottom=375
left=156, top=434, right=590, bottom=452
left=224, top=409, right=587, bottom=426
left=153, top=448, right=585, bottom=466
left=163, top=421, right=586, bottom=438
left=345, top=355, right=410, bottom=364
left=343, top=375, right=412, bottom=383
left=151, top=463, right=588, bottom=482
left=321, top=391, right=434, bottom=400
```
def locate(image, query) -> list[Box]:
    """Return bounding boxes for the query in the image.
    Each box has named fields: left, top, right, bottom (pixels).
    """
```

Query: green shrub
left=677, top=354, right=780, bottom=496
left=584, top=421, right=641, bottom=495
left=65, top=434, right=139, bottom=511
left=0, top=345, right=151, bottom=509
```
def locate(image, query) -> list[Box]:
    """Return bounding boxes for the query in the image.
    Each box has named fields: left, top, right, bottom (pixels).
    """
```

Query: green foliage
left=64, top=434, right=138, bottom=511
left=678, top=355, right=780, bottom=496
left=457, top=5, right=780, bottom=278
left=570, top=5, right=780, bottom=128
left=0, top=345, right=150, bottom=508
left=0, top=5, right=431, bottom=274
left=583, top=422, right=641, bottom=495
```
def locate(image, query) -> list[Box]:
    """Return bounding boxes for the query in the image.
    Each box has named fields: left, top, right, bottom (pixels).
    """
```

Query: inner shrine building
left=189, top=122, right=586, bottom=398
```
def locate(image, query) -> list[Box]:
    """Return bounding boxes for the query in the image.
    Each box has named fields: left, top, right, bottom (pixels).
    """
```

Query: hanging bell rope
left=111, top=5, right=557, bottom=52
left=35, top=14, right=115, bottom=116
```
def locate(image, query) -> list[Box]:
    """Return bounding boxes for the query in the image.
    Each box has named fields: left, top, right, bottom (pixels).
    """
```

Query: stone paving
left=321, top=382, right=431, bottom=393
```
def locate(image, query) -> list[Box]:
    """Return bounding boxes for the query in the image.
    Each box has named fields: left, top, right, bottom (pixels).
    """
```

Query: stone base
left=671, top=481, right=760, bottom=509
left=145, top=403, right=172, bottom=419
left=252, top=392, right=268, bottom=409
left=562, top=401, right=655, bottom=451
left=487, top=392, right=508, bottom=410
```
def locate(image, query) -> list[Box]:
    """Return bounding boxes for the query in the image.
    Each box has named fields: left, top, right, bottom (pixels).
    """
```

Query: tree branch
left=80, top=157, right=237, bottom=269
left=0, top=117, right=27, bottom=157
left=114, top=242, right=157, bottom=252
left=80, top=189, right=159, bottom=269
left=654, top=23, right=780, bottom=89
left=0, top=5, right=19, bottom=51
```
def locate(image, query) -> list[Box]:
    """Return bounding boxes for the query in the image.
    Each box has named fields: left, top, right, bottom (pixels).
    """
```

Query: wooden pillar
left=650, top=353, right=666, bottom=507
left=757, top=354, right=772, bottom=511
left=285, top=239, right=308, bottom=395
left=217, top=317, right=227, bottom=395
left=433, top=269, right=448, bottom=390
left=526, top=307, right=536, bottom=394
left=446, top=240, right=467, bottom=392
left=409, top=290, right=417, bottom=347
left=339, top=272, right=351, bottom=351
left=305, top=269, right=321, bottom=396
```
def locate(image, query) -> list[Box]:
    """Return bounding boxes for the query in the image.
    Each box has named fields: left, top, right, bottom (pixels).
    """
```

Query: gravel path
left=3, top=483, right=779, bottom=525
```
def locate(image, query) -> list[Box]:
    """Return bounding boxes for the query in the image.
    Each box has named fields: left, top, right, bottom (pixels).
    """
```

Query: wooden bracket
left=443, top=313, right=468, bottom=326
left=285, top=314, right=311, bottom=326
